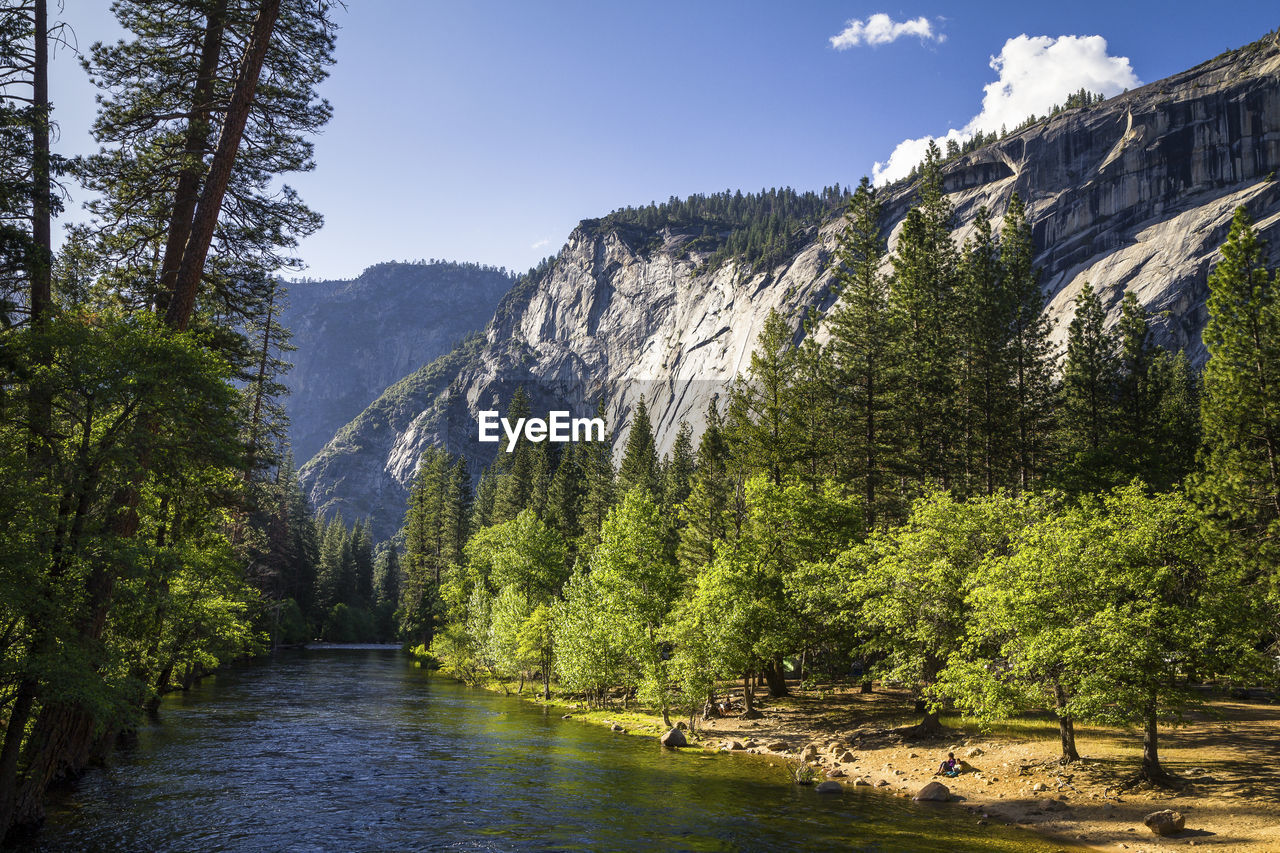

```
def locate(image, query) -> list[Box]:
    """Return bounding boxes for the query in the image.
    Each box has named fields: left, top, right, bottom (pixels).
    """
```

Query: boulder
left=837, top=750, right=856, bottom=763
left=826, top=768, right=847, bottom=778
left=724, top=739, right=744, bottom=751
left=660, top=728, right=688, bottom=748
left=1143, top=810, right=1186, bottom=837
left=766, top=741, right=788, bottom=752
left=966, top=747, right=985, bottom=758
left=1032, top=782, right=1048, bottom=792
left=914, top=782, right=951, bottom=802
left=815, top=781, right=843, bottom=794
left=853, top=778, right=872, bottom=786
left=610, top=723, right=625, bottom=733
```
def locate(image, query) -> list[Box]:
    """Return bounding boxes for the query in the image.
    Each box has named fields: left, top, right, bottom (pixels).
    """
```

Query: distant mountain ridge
left=281, top=261, right=514, bottom=463
left=300, top=31, right=1280, bottom=542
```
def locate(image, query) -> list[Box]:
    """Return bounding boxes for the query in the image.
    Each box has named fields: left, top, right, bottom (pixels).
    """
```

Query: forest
left=393, top=146, right=1278, bottom=790
left=0, top=0, right=339, bottom=838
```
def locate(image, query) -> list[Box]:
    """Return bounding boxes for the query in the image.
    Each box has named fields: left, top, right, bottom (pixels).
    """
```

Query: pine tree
left=891, top=141, right=962, bottom=490
left=958, top=207, right=1014, bottom=495
left=493, top=388, right=534, bottom=522
left=662, top=422, right=695, bottom=511
left=545, top=443, right=585, bottom=546
left=314, top=516, right=348, bottom=614
left=1001, top=193, right=1055, bottom=490
left=1196, top=206, right=1280, bottom=551
left=826, top=177, right=900, bottom=525
left=1057, top=282, right=1120, bottom=492
left=350, top=520, right=374, bottom=608
left=617, top=396, right=659, bottom=497
left=472, top=466, right=497, bottom=530
left=577, top=397, right=615, bottom=551
left=679, top=400, right=731, bottom=573
left=730, top=311, right=800, bottom=485
left=528, top=444, right=553, bottom=519
left=444, top=457, right=472, bottom=566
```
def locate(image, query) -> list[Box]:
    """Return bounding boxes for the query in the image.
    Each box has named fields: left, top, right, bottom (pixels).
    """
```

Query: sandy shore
left=680, top=685, right=1280, bottom=852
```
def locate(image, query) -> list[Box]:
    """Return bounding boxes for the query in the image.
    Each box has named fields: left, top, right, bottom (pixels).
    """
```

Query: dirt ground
left=678, top=684, right=1280, bottom=851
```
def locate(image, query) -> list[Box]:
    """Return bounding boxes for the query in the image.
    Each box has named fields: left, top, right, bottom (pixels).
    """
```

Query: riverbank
left=465, top=673, right=1280, bottom=852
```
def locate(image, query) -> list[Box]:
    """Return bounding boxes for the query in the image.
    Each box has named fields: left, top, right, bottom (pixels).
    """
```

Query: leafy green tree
left=553, top=568, right=630, bottom=707
left=959, top=486, right=1264, bottom=781
left=591, top=489, right=682, bottom=725
left=854, top=491, right=1031, bottom=735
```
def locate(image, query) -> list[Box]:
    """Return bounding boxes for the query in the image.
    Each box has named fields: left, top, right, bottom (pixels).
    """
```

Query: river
left=17, top=648, right=1079, bottom=851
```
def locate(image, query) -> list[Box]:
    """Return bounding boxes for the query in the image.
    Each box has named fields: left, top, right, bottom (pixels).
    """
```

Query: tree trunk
left=764, top=655, right=789, bottom=698
left=155, top=0, right=228, bottom=313
left=12, top=702, right=99, bottom=828
left=917, top=708, right=943, bottom=737
left=0, top=678, right=37, bottom=839
left=1141, top=702, right=1162, bottom=780
left=860, top=680, right=873, bottom=694
left=166, top=0, right=282, bottom=331
left=742, top=672, right=755, bottom=714
left=1053, top=684, right=1080, bottom=763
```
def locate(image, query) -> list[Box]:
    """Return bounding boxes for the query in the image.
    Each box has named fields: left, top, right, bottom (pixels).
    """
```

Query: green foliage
left=590, top=489, right=683, bottom=722
left=585, top=186, right=848, bottom=274
left=617, top=397, right=659, bottom=498
left=1196, top=207, right=1280, bottom=558
left=851, top=491, right=1040, bottom=729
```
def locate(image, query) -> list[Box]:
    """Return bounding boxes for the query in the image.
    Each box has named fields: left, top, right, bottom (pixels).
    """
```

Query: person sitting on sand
left=936, top=752, right=960, bottom=777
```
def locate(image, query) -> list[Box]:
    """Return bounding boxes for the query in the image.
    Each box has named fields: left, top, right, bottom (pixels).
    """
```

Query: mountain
left=280, top=261, right=514, bottom=463
left=301, top=33, right=1280, bottom=542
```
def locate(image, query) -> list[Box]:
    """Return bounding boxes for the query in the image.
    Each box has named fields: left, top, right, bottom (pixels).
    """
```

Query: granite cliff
left=281, top=261, right=514, bottom=463
left=301, top=33, right=1280, bottom=542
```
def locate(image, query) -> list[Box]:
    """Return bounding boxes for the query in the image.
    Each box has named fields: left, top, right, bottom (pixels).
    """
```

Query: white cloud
left=871, top=34, right=1141, bottom=185
left=531, top=238, right=552, bottom=250
left=830, top=14, right=943, bottom=49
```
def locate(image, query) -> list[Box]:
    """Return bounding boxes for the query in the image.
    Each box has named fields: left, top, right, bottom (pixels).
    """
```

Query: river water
left=18, top=648, right=1078, bottom=851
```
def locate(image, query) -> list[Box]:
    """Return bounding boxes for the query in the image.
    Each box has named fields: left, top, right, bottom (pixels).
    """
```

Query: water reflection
left=19, top=649, right=1078, bottom=852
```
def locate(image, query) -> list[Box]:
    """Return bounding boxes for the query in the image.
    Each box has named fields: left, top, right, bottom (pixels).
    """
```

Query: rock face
left=281, top=261, right=513, bottom=464
left=301, top=34, right=1280, bottom=541
left=1144, top=809, right=1186, bottom=836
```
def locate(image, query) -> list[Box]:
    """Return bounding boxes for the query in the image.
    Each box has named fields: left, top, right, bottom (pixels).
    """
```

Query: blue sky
left=47, top=2, right=1279, bottom=280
